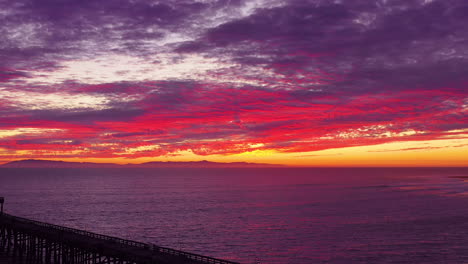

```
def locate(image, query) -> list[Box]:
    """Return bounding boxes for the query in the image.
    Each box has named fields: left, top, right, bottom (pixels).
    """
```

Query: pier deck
left=0, top=212, right=240, bottom=264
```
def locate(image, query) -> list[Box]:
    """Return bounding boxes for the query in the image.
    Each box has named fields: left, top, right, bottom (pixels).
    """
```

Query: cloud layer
left=0, top=0, right=467, bottom=162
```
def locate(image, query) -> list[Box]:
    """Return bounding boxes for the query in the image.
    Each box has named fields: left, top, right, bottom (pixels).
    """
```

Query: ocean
left=1, top=167, right=468, bottom=263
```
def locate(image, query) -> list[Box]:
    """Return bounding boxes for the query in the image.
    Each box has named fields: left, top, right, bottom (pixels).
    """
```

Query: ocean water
left=1, top=167, right=468, bottom=263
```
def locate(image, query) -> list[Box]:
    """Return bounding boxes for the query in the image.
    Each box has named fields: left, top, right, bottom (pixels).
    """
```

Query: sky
left=0, top=0, right=467, bottom=166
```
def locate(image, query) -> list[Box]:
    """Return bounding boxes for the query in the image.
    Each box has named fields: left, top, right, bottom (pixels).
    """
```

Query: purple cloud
left=0, top=0, right=467, bottom=161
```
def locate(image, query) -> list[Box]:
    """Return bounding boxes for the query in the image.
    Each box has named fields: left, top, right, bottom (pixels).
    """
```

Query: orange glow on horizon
left=2, top=137, right=466, bottom=167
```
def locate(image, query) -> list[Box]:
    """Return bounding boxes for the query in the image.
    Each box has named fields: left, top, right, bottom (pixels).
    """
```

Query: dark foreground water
left=1, top=167, right=468, bottom=263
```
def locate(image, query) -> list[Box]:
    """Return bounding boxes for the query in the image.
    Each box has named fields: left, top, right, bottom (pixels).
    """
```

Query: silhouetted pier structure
left=0, top=202, right=239, bottom=264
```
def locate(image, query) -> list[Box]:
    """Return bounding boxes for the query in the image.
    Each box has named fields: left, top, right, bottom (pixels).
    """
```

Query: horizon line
left=1, top=159, right=467, bottom=168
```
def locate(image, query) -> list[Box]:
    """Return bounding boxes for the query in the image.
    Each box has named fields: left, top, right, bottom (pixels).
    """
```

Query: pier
left=0, top=198, right=239, bottom=264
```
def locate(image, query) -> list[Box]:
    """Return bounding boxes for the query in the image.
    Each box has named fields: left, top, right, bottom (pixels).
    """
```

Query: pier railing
left=0, top=212, right=240, bottom=264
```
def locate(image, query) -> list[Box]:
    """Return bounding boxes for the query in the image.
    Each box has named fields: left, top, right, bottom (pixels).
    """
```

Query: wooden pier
left=0, top=212, right=240, bottom=264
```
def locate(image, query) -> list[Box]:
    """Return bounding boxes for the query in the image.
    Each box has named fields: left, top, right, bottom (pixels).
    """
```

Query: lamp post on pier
left=0, top=197, right=4, bottom=215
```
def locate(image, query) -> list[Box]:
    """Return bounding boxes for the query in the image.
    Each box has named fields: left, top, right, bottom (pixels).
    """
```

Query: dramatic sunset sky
left=0, top=0, right=467, bottom=166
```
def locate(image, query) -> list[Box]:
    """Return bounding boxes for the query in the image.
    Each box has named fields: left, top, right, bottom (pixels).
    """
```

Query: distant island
left=0, top=159, right=283, bottom=168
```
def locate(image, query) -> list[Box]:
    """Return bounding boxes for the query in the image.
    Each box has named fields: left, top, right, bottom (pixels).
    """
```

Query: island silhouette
left=1, top=159, right=283, bottom=168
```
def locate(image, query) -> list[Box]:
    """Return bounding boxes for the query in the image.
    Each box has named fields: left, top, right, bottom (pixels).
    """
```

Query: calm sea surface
left=1, top=167, right=468, bottom=263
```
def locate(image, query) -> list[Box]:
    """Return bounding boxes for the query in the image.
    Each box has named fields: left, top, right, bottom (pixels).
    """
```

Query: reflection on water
left=1, top=167, right=468, bottom=263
